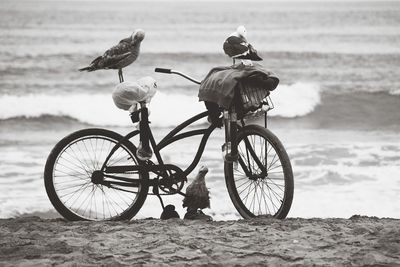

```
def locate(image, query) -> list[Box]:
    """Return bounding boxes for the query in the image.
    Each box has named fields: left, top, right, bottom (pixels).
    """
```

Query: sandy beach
left=0, top=216, right=399, bottom=266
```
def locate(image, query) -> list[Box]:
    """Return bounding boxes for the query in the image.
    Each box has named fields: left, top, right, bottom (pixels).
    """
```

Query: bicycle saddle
left=112, top=76, right=157, bottom=111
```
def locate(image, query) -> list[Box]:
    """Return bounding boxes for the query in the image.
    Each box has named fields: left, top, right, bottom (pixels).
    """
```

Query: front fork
left=223, top=110, right=269, bottom=177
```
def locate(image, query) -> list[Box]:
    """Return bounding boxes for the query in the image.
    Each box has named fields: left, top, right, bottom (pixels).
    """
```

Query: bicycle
left=44, top=67, right=294, bottom=221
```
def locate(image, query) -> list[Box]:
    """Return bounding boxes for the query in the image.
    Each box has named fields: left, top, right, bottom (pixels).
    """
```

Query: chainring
left=159, top=171, right=186, bottom=195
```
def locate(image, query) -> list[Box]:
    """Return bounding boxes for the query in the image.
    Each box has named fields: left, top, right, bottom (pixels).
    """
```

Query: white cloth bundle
left=112, top=76, right=157, bottom=111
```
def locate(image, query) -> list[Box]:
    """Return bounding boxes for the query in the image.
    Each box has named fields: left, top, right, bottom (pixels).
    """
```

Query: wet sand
left=0, top=216, right=399, bottom=266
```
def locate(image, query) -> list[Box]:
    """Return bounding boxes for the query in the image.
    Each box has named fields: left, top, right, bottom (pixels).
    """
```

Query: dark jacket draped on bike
left=198, top=63, right=279, bottom=109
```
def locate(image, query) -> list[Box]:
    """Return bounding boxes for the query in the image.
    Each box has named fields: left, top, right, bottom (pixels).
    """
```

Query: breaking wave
left=269, top=83, right=321, bottom=118
left=0, top=83, right=321, bottom=127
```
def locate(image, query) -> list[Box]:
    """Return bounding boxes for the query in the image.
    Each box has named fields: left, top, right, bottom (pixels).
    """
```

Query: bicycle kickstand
left=152, top=184, right=165, bottom=210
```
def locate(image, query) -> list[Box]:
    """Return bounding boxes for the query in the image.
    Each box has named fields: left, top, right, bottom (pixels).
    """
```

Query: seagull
left=79, top=29, right=145, bottom=82
left=223, top=25, right=262, bottom=65
left=182, top=166, right=212, bottom=220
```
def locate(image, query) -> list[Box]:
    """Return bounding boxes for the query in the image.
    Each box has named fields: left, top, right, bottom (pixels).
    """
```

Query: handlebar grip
left=154, top=68, right=172, bottom=74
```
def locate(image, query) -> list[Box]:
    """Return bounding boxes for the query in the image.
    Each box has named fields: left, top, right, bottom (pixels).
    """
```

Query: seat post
left=137, top=103, right=153, bottom=161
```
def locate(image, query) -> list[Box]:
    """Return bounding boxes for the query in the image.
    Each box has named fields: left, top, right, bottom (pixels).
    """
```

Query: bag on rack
left=199, top=64, right=279, bottom=121
left=234, top=73, right=277, bottom=118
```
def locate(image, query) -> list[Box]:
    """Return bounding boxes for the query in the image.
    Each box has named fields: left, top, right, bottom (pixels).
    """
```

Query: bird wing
left=185, top=182, right=197, bottom=196
left=119, top=36, right=132, bottom=44
left=248, top=43, right=261, bottom=57
left=103, top=41, right=132, bottom=59
left=183, top=180, right=210, bottom=209
left=236, top=43, right=263, bottom=61
left=248, top=43, right=262, bottom=61
left=223, top=36, right=249, bottom=58
left=95, top=40, right=134, bottom=69
left=101, top=51, right=132, bottom=69
left=87, top=55, right=103, bottom=67
left=183, top=182, right=194, bottom=207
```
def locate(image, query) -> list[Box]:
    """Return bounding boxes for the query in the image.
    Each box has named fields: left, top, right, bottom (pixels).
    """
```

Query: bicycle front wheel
left=224, top=125, right=294, bottom=219
left=44, top=128, right=148, bottom=221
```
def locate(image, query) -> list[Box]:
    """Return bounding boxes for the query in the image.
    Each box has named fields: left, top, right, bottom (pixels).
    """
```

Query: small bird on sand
left=79, top=29, right=145, bottom=82
left=223, top=25, right=262, bottom=64
left=182, top=166, right=212, bottom=220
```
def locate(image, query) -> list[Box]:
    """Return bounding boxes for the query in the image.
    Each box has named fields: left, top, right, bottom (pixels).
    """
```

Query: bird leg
left=184, top=208, right=198, bottom=219
left=118, top=69, right=124, bottom=83
left=187, top=207, right=197, bottom=213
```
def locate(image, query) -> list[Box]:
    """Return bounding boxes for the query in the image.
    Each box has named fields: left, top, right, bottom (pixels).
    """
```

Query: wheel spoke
left=236, top=179, right=251, bottom=189
left=59, top=153, right=92, bottom=175
left=227, top=128, right=293, bottom=219
left=48, top=132, right=145, bottom=221
left=63, top=181, right=92, bottom=206
left=260, top=182, right=271, bottom=214
left=54, top=170, right=88, bottom=181
left=55, top=161, right=88, bottom=178
left=67, top=145, right=92, bottom=175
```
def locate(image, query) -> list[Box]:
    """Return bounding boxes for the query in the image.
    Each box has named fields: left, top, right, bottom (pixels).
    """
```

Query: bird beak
left=199, top=166, right=208, bottom=175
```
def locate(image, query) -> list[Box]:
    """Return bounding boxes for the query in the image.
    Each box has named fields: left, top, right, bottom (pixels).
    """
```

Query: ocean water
left=0, top=0, right=399, bottom=219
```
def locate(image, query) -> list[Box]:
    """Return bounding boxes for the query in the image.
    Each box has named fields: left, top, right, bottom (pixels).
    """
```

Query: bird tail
left=78, top=66, right=95, bottom=72
left=79, top=56, right=103, bottom=72
left=248, top=44, right=263, bottom=61
left=249, top=53, right=263, bottom=61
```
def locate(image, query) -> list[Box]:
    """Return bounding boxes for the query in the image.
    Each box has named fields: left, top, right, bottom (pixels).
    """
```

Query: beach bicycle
left=44, top=67, right=294, bottom=221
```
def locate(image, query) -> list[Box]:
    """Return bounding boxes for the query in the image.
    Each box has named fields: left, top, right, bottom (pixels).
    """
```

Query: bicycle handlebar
left=154, top=68, right=201, bottom=85
left=154, top=68, right=171, bottom=74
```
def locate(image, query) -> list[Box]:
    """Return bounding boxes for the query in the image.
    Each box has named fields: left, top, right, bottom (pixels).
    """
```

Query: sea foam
left=0, top=83, right=320, bottom=127
left=269, top=82, right=321, bottom=118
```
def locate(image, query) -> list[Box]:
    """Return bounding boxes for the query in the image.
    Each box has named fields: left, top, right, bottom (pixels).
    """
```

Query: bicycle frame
left=97, top=67, right=269, bottom=193
left=44, top=65, right=294, bottom=221
left=100, top=105, right=217, bottom=189
left=101, top=106, right=269, bottom=191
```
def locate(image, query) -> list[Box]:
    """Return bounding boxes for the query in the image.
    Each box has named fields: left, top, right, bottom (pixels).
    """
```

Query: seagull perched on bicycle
left=79, top=29, right=145, bottom=82
left=223, top=25, right=262, bottom=65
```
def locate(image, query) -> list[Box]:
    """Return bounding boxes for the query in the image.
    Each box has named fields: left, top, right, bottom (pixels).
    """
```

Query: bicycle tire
left=224, top=125, right=294, bottom=219
left=44, top=128, right=148, bottom=221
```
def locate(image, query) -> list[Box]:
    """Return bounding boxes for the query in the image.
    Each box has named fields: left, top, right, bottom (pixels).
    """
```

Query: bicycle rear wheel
left=224, top=125, right=294, bottom=219
left=44, top=128, right=148, bottom=221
